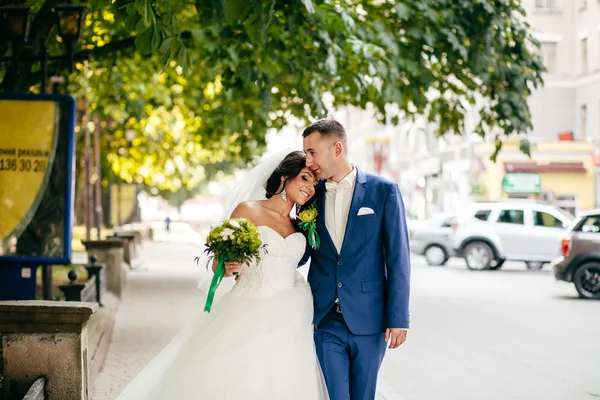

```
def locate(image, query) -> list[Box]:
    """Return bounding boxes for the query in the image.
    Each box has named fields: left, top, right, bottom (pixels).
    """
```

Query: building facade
left=340, top=0, right=600, bottom=219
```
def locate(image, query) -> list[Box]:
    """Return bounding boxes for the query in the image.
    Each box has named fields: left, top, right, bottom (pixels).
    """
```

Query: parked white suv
left=451, top=201, right=574, bottom=270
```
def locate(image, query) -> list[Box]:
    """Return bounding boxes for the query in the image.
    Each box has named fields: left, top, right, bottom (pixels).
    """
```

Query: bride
left=116, top=150, right=329, bottom=399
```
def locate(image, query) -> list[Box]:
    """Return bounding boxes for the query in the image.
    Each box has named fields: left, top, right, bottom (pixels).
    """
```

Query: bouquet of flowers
left=298, top=203, right=320, bottom=250
left=201, top=218, right=265, bottom=312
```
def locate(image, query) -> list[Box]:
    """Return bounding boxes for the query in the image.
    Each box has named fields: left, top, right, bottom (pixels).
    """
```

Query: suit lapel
left=340, top=169, right=367, bottom=255
left=316, top=181, right=337, bottom=254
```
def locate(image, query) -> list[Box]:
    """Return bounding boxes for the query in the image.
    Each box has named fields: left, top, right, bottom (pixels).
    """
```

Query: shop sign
left=502, top=172, right=541, bottom=194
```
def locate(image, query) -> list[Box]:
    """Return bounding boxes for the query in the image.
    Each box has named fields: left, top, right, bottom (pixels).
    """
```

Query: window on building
left=533, top=211, right=564, bottom=228
left=425, top=125, right=438, bottom=152
left=540, top=42, right=557, bottom=73
left=535, top=0, right=558, bottom=8
left=581, top=38, right=588, bottom=73
left=555, top=195, right=579, bottom=217
left=581, top=104, right=587, bottom=139
left=497, top=209, right=525, bottom=225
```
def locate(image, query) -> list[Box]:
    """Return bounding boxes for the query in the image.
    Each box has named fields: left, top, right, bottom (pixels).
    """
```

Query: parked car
left=451, top=200, right=574, bottom=270
left=114, top=222, right=153, bottom=239
left=552, top=209, right=600, bottom=299
left=409, top=212, right=456, bottom=266
left=150, top=221, right=205, bottom=246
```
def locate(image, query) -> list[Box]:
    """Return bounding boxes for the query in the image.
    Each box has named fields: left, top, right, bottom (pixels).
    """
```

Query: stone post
left=114, top=233, right=136, bottom=265
left=0, top=301, right=98, bottom=400
left=81, top=239, right=127, bottom=298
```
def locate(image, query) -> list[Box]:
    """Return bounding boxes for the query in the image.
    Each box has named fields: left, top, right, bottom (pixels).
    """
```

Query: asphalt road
left=377, top=256, right=600, bottom=400
left=97, top=242, right=599, bottom=400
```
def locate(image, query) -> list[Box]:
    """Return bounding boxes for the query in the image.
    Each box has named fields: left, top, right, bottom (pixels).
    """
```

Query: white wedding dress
left=116, top=225, right=329, bottom=400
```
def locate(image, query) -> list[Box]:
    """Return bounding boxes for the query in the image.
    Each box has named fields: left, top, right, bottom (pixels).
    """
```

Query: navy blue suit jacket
left=301, top=169, right=411, bottom=335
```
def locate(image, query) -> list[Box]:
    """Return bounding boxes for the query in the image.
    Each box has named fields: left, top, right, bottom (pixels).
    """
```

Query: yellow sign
left=110, top=183, right=138, bottom=226
left=0, top=100, right=58, bottom=243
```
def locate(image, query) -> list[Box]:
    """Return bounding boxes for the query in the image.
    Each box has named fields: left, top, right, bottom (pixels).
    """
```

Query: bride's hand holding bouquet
left=201, top=218, right=265, bottom=312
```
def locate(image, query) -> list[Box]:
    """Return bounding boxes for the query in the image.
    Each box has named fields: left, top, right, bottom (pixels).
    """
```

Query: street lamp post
left=51, top=3, right=87, bottom=73
left=0, top=1, right=87, bottom=93
left=0, top=3, right=33, bottom=65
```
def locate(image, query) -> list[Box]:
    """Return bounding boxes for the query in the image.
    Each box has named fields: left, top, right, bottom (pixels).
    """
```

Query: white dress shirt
left=325, top=167, right=357, bottom=253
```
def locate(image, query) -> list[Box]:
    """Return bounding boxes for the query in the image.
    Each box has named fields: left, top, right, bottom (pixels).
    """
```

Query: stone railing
left=0, top=301, right=97, bottom=400
left=58, top=257, right=105, bottom=305
left=0, top=233, right=142, bottom=399
left=81, top=240, right=127, bottom=298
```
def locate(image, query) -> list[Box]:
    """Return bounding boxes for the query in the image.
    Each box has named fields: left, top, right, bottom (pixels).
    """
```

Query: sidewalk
left=91, top=242, right=203, bottom=399
left=91, top=241, right=395, bottom=400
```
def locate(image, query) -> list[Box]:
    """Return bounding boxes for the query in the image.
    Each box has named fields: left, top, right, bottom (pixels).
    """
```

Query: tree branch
left=79, top=32, right=191, bottom=60
left=80, top=37, right=136, bottom=59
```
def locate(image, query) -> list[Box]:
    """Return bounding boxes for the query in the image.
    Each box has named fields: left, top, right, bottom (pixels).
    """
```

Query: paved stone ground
left=91, top=242, right=204, bottom=400
left=91, top=241, right=395, bottom=400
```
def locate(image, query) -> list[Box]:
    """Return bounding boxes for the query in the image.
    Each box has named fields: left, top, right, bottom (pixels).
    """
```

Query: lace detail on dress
left=231, top=225, right=305, bottom=297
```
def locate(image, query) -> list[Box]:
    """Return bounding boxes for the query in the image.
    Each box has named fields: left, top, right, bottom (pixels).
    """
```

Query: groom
left=301, top=119, right=411, bottom=400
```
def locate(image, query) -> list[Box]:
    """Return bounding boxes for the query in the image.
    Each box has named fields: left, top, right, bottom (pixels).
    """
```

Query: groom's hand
left=385, top=328, right=407, bottom=349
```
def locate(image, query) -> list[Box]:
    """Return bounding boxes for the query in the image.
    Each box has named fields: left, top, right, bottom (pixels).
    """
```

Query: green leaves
left=135, top=0, right=156, bottom=27
left=1, top=0, right=544, bottom=200
left=134, top=25, right=163, bottom=53
left=224, top=0, right=253, bottom=24
left=519, top=138, right=532, bottom=158
left=301, top=0, right=315, bottom=14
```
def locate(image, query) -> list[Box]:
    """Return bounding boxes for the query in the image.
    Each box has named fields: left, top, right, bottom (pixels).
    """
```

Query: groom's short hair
left=302, top=119, right=347, bottom=144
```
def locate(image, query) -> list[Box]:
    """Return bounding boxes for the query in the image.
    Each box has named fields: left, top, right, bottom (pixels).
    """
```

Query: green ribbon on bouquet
left=299, top=221, right=320, bottom=250
left=204, top=253, right=230, bottom=313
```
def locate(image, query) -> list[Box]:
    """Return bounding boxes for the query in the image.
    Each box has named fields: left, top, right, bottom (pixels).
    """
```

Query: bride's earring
left=280, top=188, right=287, bottom=202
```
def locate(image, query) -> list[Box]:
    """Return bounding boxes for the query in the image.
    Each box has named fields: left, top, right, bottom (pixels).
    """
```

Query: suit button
left=337, top=261, right=343, bottom=266
left=337, top=282, right=342, bottom=288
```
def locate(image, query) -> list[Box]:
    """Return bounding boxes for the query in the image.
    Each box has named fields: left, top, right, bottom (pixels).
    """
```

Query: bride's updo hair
left=265, top=151, right=307, bottom=199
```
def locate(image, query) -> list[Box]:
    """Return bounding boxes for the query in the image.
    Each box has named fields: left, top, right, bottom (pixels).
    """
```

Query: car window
left=426, top=214, right=446, bottom=226
left=497, top=209, right=524, bottom=225
left=577, top=215, right=600, bottom=233
left=440, top=217, right=454, bottom=228
left=533, top=211, right=564, bottom=228
left=473, top=209, right=491, bottom=221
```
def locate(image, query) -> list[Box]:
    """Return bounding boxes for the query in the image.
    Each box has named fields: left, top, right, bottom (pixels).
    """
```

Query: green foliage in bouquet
left=204, top=218, right=264, bottom=265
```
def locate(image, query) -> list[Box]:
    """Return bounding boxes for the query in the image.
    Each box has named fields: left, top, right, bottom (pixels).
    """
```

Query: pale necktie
left=325, top=180, right=352, bottom=192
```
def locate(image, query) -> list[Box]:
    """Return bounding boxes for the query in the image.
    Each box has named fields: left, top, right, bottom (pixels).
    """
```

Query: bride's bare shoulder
left=230, top=201, right=262, bottom=219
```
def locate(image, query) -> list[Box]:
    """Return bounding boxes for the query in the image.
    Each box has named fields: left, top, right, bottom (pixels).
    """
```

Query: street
left=380, top=256, right=600, bottom=400
left=94, top=243, right=600, bottom=400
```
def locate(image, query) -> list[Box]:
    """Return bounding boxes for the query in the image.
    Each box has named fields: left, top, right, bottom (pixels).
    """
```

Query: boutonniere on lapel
left=298, top=203, right=320, bottom=250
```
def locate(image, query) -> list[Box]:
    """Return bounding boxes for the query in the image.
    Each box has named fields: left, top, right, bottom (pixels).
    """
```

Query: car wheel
left=573, top=262, right=600, bottom=299
left=525, top=261, right=545, bottom=270
left=424, top=245, right=448, bottom=266
left=490, top=259, right=506, bottom=270
left=463, top=241, right=493, bottom=270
